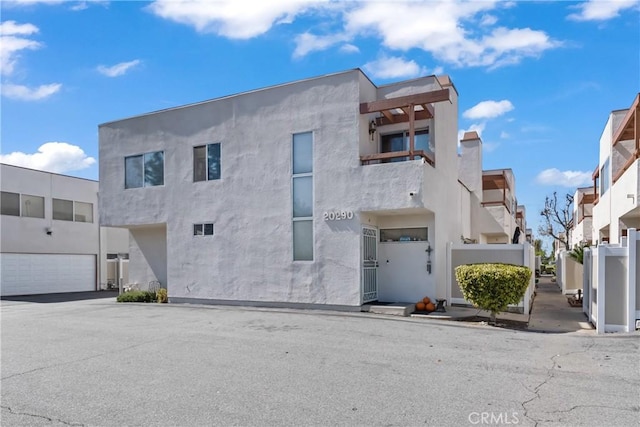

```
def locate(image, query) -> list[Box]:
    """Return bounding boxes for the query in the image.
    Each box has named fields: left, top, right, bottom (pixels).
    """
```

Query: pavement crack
left=1, top=339, right=162, bottom=381
left=2, top=405, right=84, bottom=426
left=549, top=404, right=640, bottom=414
left=521, top=338, right=597, bottom=426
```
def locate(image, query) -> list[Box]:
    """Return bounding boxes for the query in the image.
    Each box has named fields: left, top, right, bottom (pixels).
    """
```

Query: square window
left=194, top=224, right=203, bottom=236
left=1, top=191, right=20, bottom=216
left=22, top=194, right=45, bottom=218
left=52, top=198, right=73, bottom=221
left=125, top=151, right=164, bottom=188
left=74, top=201, right=93, bottom=223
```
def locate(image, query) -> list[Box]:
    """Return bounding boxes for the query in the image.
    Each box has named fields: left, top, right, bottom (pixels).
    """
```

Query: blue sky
left=1, top=0, right=639, bottom=249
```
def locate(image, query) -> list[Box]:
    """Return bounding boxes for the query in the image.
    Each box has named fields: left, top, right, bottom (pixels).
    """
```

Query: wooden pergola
left=577, top=190, right=596, bottom=223
left=481, top=170, right=513, bottom=213
left=612, top=93, right=640, bottom=183
left=359, top=88, right=450, bottom=166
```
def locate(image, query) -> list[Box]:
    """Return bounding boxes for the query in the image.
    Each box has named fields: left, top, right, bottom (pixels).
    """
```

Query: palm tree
left=568, top=245, right=585, bottom=265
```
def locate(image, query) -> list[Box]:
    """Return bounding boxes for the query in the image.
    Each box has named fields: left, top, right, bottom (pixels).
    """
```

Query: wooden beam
left=408, top=104, right=415, bottom=158
left=611, top=93, right=639, bottom=146
left=359, top=88, right=450, bottom=113
left=380, top=109, right=395, bottom=123
left=375, top=109, right=432, bottom=126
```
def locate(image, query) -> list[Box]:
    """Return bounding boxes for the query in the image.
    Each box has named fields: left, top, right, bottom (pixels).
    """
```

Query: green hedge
left=455, top=263, right=531, bottom=322
left=117, top=290, right=157, bottom=303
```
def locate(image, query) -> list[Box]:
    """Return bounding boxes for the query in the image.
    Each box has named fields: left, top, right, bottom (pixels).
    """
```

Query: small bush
left=156, top=288, right=168, bottom=303
left=117, top=290, right=157, bottom=303
left=455, top=263, right=532, bottom=324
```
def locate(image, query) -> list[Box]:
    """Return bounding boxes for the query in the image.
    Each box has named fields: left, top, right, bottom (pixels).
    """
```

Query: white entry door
left=0, top=253, right=96, bottom=296
left=362, top=226, right=378, bottom=303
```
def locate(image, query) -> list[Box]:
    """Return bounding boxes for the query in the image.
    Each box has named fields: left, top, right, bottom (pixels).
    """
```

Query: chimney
left=458, top=131, right=483, bottom=198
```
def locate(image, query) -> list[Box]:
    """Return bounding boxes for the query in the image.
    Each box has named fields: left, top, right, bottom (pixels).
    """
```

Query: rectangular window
left=74, top=201, right=93, bottom=223
left=600, top=158, right=610, bottom=196
left=193, top=223, right=214, bottom=236
left=22, top=194, right=45, bottom=218
left=381, top=129, right=432, bottom=163
left=292, top=132, right=313, bottom=261
left=194, top=143, right=221, bottom=182
left=125, top=151, right=164, bottom=189
left=1, top=191, right=20, bottom=216
left=53, top=198, right=74, bottom=221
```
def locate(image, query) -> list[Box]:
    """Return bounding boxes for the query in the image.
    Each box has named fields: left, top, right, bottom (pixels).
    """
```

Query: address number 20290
left=323, top=211, right=354, bottom=221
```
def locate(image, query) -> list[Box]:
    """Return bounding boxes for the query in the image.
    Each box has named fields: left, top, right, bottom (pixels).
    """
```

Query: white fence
left=447, top=243, right=536, bottom=315
left=583, top=228, right=639, bottom=333
left=556, top=250, right=584, bottom=295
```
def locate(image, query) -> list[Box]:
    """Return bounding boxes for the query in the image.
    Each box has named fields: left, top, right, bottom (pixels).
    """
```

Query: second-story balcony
left=359, top=87, right=451, bottom=167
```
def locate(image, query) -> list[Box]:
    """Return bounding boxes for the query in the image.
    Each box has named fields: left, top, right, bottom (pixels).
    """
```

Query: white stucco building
left=569, top=186, right=595, bottom=248
left=592, top=93, right=640, bottom=244
left=99, top=69, right=522, bottom=309
left=0, top=164, right=129, bottom=296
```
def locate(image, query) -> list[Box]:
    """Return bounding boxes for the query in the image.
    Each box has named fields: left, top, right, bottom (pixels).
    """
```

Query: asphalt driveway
left=1, top=297, right=638, bottom=426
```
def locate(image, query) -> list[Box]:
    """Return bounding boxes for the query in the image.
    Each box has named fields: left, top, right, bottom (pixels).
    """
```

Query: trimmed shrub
left=455, top=263, right=532, bottom=324
left=117, top=290, right=157, bottom=303
left=156, top=288, right=168, bottom=303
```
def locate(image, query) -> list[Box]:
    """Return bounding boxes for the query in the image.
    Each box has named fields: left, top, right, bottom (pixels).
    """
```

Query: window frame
left=193, top=143, right=221, bottom=182
left=1, top=191, right=20, bottom=216
left=52, top=198, right=74, bottom=221
left=292, top=131, right=314, bottom=261
left=124, top=151, right=165, bottom=189
left=193, top=222, right=214, bottom=237
left=380, top=127, right=432, bottom=163
left=21, top=194, right=45, bottom=219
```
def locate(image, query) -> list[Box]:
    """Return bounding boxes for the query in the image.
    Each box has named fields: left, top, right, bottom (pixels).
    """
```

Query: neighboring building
left=0, top=164, right=129, bottom=296
left=479, top=168, right=519, bottom=244
left=569, top=186, right=595, bottom=248
left=592, top=93, right=640, bottom=244
left=99, top=69, right=524, bottom=309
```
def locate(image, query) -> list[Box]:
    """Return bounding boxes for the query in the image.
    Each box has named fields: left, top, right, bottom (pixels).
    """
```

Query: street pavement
left=1, top=295, right=638, bottom=426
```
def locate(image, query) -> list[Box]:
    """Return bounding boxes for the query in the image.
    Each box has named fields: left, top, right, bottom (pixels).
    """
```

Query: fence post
left=627, top=229, right=637, bottom=332
left=523, top=243, right=531, bottom=315
left=597, top=246, right=607, bottom=333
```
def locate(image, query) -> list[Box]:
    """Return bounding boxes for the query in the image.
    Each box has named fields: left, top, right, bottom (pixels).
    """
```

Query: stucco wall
left=99, top=69, right=461, bottom=306
left=129, top=226, right=167, bottom=289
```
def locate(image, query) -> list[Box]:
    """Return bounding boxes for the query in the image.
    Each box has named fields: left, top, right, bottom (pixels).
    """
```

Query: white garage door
left=1, top=254, right=96, bottom=296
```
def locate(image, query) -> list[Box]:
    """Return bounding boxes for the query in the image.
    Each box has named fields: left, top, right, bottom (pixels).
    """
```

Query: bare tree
left=539, top=191, right=573, bottom=251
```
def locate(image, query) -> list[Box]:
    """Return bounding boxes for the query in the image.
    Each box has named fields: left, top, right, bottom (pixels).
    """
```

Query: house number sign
left=323, top=210, right=354, bottom=221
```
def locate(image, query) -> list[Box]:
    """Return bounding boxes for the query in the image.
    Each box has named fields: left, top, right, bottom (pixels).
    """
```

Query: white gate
left=362, top=226, right=378, bottom=303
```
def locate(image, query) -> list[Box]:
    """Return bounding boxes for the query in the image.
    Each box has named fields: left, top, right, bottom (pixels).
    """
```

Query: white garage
left=1, top=254, right=96, bottom=296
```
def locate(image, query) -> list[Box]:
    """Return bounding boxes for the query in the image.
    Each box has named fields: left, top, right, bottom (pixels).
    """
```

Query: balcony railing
left=360, top=150, right=434, bottom=166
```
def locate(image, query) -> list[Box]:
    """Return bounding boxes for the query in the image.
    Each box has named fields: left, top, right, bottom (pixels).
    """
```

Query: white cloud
left=536, top=168, right=592, bottom=187
left=463, top=100, right=514, bottom=120
left=339, top=43, right=359, bottom=54
left=147, top=0, right=316, bottom=39
left=480, top=14, right=498, bottom=26
left=500, top=131, right=510, bottom=139
left=343, top=2, right=561, bottom=68
left=568, top=0, right=638, bottom=21
left=483, top=142, right=500, bottom=153
left=2, top=83, right=61, bottom=100
left=97, top=59, right=141, bottom=77
left=0, top=21, right=42, bottom=75
left=293, top=32, right=346, bottom=58
left=0, top=142, right=95, bottom=173
left=363, top=55, right=427, bottom=79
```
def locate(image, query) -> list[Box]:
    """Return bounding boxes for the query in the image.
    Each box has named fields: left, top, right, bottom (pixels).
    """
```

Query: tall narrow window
left=125, top=151, right=164, bottom=189
left=600, top=158, right=610, bottom=196
left=194, top=143, right=221, bottom=182
left=292, top=132, right=313, bottom=261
